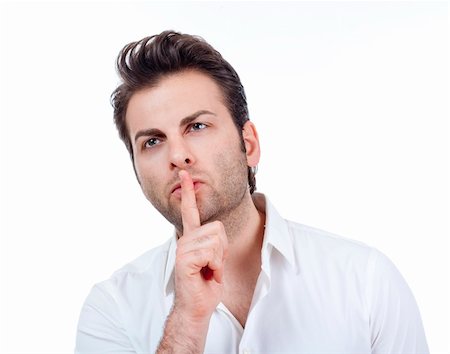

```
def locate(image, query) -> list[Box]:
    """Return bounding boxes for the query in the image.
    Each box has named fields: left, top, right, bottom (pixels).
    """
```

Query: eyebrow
left=134, top=110, right=216, bottom=143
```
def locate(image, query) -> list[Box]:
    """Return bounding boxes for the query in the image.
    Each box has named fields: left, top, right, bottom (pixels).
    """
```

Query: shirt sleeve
left=366, top=249, right=429, bottom=354
left=75, top=282, right=136, bottom=354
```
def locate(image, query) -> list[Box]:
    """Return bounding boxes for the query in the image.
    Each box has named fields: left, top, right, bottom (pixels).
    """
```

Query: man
left=76, top=31, right=429, bottom=353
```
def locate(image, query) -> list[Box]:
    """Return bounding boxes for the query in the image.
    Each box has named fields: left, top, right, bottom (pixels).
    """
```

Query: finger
left=177, top=222, right=227, bottom=256
left=177, top=234, right=216, bottom=253
left=179, top=170, right=200, bottom=234
left=205, top=254, right=224, bottom=284
left=177, top=237, right=225, bottom=283
left=181, top=249, right=223, bottom=283
left=177, top=248, right=218, bottom=277
left=201, top=266, right=214, bottom=281
left=211, top=265, right=223, bottom=284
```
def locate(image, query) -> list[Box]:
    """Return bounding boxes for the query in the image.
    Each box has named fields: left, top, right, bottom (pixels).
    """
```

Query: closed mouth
left=171, top=183, right=181, bottom=194
left=170, top=180, right=202, bottom=196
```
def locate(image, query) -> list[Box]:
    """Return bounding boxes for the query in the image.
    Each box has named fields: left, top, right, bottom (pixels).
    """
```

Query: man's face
left=126, top=70, right=250, bottom=232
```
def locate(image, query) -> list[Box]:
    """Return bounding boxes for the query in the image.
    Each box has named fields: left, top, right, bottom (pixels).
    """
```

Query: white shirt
left=75, top=194, right=429, bottom=354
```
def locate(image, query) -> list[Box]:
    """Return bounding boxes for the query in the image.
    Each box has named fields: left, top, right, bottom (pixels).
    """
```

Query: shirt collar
left=164, top=233, right=177, bottom=296
left=164, top=193, right=298, bottom=296
left=253, top=193, right=298, bottom=275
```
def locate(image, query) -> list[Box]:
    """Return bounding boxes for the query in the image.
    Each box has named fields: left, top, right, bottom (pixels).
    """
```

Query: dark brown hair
left=111, top=30, right=256, bottom=193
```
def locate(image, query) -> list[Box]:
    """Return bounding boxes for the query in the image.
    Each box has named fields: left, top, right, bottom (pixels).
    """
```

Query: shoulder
left=283, top=220, right=405, bottom=292
left=286, top=221, right=404, bottom=283
left=111, top=236, right=174, bottom=279
left=88, top=236, right=175, bottom=302
left=284, top=221, right=428, bottom=351
left=285, top=220, right=416, bottom=308
left=76, top=238, right=175, bottom=353
left=286, top=220, right=375, bottom=264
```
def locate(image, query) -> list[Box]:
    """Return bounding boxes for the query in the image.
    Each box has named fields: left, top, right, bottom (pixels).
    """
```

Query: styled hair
left=111, top=30, right=256, bottom=193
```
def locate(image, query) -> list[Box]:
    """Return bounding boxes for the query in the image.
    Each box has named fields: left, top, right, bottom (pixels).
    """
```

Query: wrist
left=157, top=305, right=212, bottom=354
left=170, top=303, right=212, bottom=330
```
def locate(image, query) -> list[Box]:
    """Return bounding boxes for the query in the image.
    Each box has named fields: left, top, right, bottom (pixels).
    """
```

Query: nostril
left=184, top=158, right=191, bottom=164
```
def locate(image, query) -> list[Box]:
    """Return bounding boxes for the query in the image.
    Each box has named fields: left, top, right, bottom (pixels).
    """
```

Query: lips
left=171, top=183, right=181, bottom=194
left=170, top=179, right=203, bottom=196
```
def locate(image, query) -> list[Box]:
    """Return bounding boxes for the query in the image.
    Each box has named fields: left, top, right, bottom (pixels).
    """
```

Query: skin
left=125, top=70, right=264, bottom=353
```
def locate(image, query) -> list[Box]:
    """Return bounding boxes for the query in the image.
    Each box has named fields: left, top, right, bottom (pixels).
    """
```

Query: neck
left=221, top=191, right=265, bottom=267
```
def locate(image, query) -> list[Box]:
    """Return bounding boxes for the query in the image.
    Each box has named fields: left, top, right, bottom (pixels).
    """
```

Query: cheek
left=134, top=158, right=164, bottom=192
left=134, top=151, right=160, bottom=179
left=133, top=160, right=146, bottom=184
left=213, top=145, right=248, bottom=179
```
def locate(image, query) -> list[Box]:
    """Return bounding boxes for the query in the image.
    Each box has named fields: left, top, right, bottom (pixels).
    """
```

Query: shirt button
left=243, top=349, right=251, bottom=354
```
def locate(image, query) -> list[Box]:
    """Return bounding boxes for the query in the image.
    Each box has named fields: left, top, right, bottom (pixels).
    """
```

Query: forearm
left=156, top=307, right=211, bottom=354
left=156, top=171, right=226, bottom=353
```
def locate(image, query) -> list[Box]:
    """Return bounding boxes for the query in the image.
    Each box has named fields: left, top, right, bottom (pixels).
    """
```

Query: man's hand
left=157, top=170, right=228, bottom=353
left=174, top=169, right=228, bottom=320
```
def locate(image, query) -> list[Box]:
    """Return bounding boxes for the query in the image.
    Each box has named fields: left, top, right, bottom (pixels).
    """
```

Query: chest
left=221, top=265, right=262, bottom=328
left=204, top=262, right=370, bottom=353
left=130, top=251, right=371, bottom=353
left=221, top=282, right=255, bottom=328
left=203, top=280, right=371, bottom=354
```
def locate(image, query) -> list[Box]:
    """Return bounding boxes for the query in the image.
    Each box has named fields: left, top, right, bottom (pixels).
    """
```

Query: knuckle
left=211, top=236, right=221, bottom=249
left=195, top=234, right=210, bottom=244
left=211, top=220, right=224, bottom=232
left=193, top=248, right=211, bottom=261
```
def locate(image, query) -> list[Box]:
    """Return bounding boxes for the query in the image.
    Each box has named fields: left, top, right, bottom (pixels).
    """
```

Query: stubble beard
left=140, top=150, right=249, bottom=236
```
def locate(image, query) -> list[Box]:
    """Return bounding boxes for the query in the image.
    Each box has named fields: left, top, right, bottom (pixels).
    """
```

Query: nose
left=168, top=138, right=196, bottom=170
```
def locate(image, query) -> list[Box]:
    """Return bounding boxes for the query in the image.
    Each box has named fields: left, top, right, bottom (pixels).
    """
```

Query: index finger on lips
left=179, top=170, right=200, bottom=234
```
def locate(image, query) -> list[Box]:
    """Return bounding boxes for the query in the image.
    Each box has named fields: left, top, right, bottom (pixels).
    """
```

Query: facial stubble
left=140, top=149, right=249, bottom=235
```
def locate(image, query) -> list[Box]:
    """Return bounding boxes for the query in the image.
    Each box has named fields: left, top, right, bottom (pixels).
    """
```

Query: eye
left=144, top=137, right=160, bottom=149
left=190, top=122, right=207, bottom=131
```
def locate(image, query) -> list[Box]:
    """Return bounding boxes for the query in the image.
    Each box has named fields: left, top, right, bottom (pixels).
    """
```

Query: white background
left=0, top=1, right=448, bottom=353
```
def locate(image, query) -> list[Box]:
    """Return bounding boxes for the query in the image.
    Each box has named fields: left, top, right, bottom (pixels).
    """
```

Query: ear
left=242, top=121, right=261, bottom=168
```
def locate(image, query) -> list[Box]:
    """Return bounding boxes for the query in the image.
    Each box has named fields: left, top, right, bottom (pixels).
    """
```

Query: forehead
left=126, top=70, right=229, bottom=136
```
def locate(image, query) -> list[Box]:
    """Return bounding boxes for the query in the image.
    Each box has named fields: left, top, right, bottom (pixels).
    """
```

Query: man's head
left=111, top=30, right=256, bottom=193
